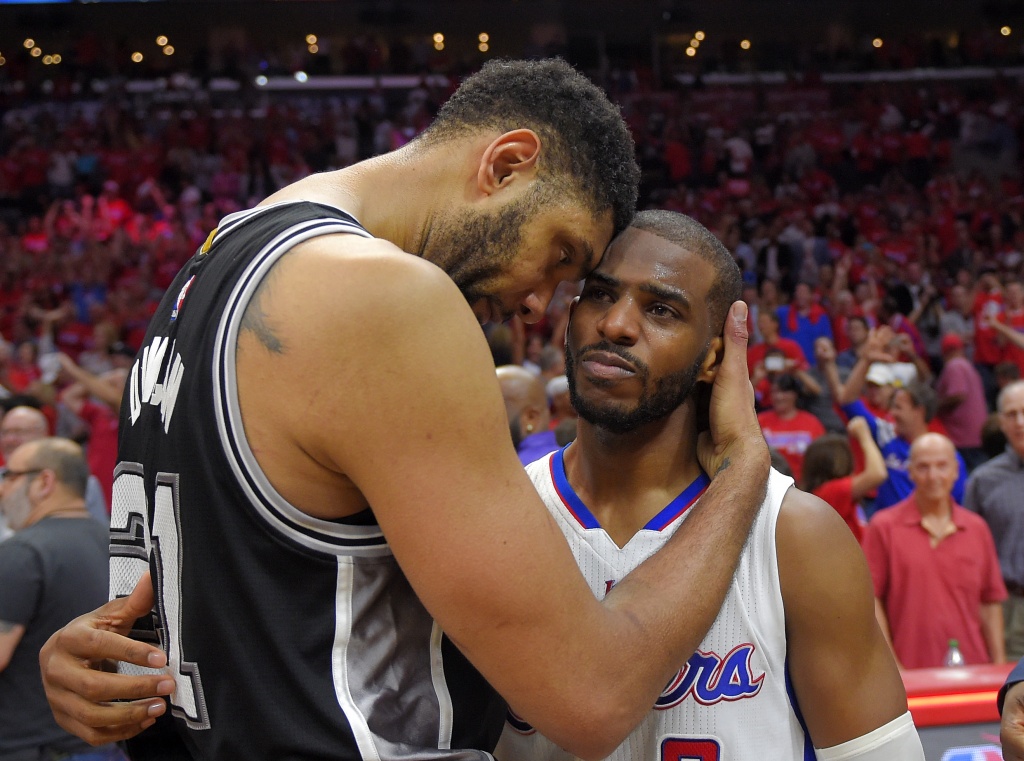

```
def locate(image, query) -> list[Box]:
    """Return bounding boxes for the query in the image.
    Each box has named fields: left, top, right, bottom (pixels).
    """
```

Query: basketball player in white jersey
left=497, top=210, right=924, bottom=761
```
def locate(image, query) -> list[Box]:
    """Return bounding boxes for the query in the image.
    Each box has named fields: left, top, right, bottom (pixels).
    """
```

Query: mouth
left=579, top=349, right=637, bottom=380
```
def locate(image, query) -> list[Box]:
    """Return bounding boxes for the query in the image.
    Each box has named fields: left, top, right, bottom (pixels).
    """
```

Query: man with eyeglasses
left=0, top=405, right=108, bottom=538
left=0, top=437, right=122, bottom=761
left=965, top=379, right=1024, bottom=660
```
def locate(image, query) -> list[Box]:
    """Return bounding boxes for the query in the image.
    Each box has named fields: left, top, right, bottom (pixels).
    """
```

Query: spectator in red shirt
left=801, top=417, right=888, bottom=543
left=757, top=373, right=826, bottom=483
left=864, top=433, right=1006, bottom=669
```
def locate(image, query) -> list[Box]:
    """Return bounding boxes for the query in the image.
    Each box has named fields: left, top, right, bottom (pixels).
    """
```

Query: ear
left=697, top=336, right=725, bottom=383
left=564, top=296, right=581, bottom=345
left=31, top=468, right=57, bottom=500
left=477, top=129, right=541, bottom=196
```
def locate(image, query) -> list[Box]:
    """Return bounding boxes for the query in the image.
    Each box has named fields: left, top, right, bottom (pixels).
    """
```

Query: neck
left=914, top=492, right=952, bottom=518
left=23, top=498, right=89, bottom=529
left=563, top=401, right=703, bottom=545
left=261, top=136, right=489, bottom=261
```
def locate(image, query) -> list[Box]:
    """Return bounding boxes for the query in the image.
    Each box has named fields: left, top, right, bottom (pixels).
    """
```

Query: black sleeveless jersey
left=109, top=201, right=506, bottom=760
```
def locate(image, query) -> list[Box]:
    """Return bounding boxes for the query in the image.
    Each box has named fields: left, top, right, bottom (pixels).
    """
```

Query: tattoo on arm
left=716, top=457, right=731, bottom=475
left=240, top=275, right=286, bottom=354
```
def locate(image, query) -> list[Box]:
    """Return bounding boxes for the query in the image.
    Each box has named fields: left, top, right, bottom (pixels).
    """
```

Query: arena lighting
left=30, top=47, right=41, bottom=57
left=740, top=39, right=751, bottom=50
left=690, top=38, right=700, bottom=47
left=132, top=52, right=144, bottom=63
left=478, top=32, right=489, bottom=42
left=294, top=70, right=308, bottom=83
left=0, top=57, right=5, bottom=66
left=23, top=39, right=34, bottom=49
left=434, top=41, right=444, bottom=51
left=52, top=54, right=61, bottom=64
left=1002, top=26, right=1013, bottom=36
left=42, top=55, right=52, bottom=64
left=695, top=31, right=705, bottom=41
left=479, top=42, right=489, bottom=52
left=433, top=33, right=444, bottom=43
left=306, top=34, right=317, bottom=45
left=255, top=75, right=268, bottom=86
left=873, top=38, right=884, bottom=48
left=685, top=46, right=696, bottom=57
left=308, top=44, right=319, bottom=54
left=163, top=45, right=174, bottom=56
left=156, top=35, right=168, bottom=46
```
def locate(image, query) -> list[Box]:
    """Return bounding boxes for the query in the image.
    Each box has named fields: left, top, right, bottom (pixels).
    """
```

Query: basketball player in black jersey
left=40, top=59, right=770, bottom=760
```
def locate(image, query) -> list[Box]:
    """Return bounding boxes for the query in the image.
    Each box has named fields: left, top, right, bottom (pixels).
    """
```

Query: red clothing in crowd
left=862, top=495, right=1007, bottom=669
left=974, top=290, right=1005, bottom=365
left=79, top=400, right=119, bottom=506
left=1004, top=307, right=1024, bottom=376
left=757, top=409, right=825, bottom=483
left=812, top=476, right=864, bottom=543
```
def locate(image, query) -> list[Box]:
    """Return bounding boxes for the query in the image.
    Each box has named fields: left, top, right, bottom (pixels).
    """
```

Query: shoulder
left=0, top=533, right=42, bottom=574
left=970, top=453, right=1013, bottom=480
left=270, top=235, right=474, bottom=349
left=797, top=411, right=826, bottom=429
left=777, top=486, right=854, bottom=555
left=954, top=504, right=994, bottom=532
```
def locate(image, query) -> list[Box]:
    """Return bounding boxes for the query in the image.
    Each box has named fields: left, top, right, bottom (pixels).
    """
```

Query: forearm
left=838, top=357, right=870, bottom=405
left=796, top=368, right=822, bottom=396
left=982, top=603, right=1007, bottom=663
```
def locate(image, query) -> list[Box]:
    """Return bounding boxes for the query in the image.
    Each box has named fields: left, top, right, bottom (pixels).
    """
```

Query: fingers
left=51, top=697, right=165, bottom=747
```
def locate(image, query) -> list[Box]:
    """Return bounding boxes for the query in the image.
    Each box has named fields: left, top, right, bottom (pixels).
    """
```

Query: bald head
left=1, top=406, right=49, bottom=460
left=908, top=433, right=958, bottom=506
left=496, top=365, right=551, bottom=446
left=909, top=432, right=956, bottom=462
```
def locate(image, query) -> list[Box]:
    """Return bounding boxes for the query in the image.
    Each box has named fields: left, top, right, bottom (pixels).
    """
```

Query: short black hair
left=421, top=58, right=639, bottom=235
left=628, top=210, right=743, bottom=332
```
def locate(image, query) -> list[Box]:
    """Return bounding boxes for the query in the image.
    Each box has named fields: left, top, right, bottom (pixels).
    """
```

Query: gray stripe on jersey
left=335, top=556, right=495, bottom=761
left=212, top=214, right=391, bottom=557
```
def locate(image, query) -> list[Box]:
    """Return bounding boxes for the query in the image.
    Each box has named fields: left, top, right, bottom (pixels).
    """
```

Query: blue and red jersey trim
left=550, top=447, right=710, bottom=532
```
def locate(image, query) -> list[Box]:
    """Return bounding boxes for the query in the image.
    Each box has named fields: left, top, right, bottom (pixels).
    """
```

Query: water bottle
left=943, top=638, right=965, bottom=667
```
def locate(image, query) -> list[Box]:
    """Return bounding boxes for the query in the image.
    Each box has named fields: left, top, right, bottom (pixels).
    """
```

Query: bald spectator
left=496, top=365, right=559, bottom=466
left=0, top=406, right=107, bottom=527
left=966, top=381, right=1024, bottom=660
left=0, top=438, right=123, bottom=761
left=838, top=378, right=968, bottom=514
left=865, top=433, right=1006, bottom=669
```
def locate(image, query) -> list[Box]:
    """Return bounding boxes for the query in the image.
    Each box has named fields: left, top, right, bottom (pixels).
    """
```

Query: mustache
left=575, top=341, right=649, bottom=374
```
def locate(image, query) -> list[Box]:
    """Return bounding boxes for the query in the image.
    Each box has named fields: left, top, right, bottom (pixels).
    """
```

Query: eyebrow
left=641, top=281, right=692, bottom=313
left=587, top=272, right=693, bottom=313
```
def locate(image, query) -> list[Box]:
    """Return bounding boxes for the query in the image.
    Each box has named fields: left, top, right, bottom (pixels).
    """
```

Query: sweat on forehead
left=597, top=210, right=742, bottom=331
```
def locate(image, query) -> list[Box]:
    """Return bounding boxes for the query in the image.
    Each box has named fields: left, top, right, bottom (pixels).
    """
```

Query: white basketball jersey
left=496, top=450, right=810, bottom=761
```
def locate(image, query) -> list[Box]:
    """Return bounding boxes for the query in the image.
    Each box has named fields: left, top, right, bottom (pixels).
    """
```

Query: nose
left=518, top=285, right=557, bottom=324
left=596, top=298, right=639, bottom=345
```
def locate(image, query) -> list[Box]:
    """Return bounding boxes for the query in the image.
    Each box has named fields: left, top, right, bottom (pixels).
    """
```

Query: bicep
left=777, top=489, right=906, bottom=749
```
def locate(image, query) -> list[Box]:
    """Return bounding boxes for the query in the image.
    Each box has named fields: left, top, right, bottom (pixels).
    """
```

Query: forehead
left=911, top=443, right=955, bottom=465
left=593, top=227, right=712, bottom=291
left=1002, top=385, right=1024, bottom=411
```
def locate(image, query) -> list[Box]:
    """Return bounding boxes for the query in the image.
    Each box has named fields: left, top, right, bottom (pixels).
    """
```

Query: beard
left=0, top=481, right=32, bottom=531
left=423, top=186, right=543, bottom=312
left=565, top=340, right=709, bottom=434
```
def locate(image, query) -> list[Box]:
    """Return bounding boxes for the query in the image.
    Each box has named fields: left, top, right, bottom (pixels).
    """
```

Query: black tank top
left=110, top=201, right=505, bottom=760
